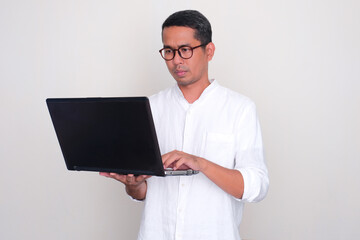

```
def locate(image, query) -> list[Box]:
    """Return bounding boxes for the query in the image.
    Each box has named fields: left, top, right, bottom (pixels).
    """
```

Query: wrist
left=198, top=157, right=208, bottom=172
left=126, top=180, right=144, bottom=191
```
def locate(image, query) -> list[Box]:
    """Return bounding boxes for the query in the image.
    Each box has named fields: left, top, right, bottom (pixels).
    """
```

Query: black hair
left=162, top=10, right=212, bottom=45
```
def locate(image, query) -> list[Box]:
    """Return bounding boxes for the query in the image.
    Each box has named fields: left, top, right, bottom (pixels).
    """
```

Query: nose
left=172, top=50, right=184, bottom=65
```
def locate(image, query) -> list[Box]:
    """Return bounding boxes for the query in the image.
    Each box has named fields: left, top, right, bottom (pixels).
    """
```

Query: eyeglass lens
left=161, top=46, right=194, bottom=60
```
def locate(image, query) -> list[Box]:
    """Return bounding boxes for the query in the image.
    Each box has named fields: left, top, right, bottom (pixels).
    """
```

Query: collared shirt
left=137, top=80, right=269, bottom=240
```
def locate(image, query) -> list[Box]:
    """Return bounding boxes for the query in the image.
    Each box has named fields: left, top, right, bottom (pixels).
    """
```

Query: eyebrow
left=163, top=44, right=191, bottom=49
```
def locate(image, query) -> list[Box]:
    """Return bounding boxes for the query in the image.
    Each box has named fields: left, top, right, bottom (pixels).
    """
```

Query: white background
left=1, top=0, right=359, bottom=239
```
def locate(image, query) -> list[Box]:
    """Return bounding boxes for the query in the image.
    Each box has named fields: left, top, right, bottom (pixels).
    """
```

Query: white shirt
left=137, top=80, right=269, bottom=240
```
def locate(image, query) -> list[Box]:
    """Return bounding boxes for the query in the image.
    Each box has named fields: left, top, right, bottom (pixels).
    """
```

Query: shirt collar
left=173, top=79, right=219, bottom=109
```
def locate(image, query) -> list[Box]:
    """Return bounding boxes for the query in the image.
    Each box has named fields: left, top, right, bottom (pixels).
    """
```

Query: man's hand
left=162, top=150, right=206, bottom=171
left=162, top=150, right=244, bottom=199
left=99, top=172, right=150, bottom=200
left=99, top=172, right=149, bottom=186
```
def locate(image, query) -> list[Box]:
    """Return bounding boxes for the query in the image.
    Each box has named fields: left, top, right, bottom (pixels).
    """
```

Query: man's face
left=161, top=26, right=213, bottom=87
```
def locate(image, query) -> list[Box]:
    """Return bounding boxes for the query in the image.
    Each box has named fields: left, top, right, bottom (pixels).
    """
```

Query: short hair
left=162, top=10, right=212, bottom=45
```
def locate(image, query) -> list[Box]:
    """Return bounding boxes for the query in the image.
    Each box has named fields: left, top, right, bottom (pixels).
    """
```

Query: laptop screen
left=46, top=97, right=165, bottom=176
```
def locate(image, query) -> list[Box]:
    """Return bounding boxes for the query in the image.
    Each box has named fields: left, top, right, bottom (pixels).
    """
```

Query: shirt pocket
left=201, top=132, right=236, bottom=168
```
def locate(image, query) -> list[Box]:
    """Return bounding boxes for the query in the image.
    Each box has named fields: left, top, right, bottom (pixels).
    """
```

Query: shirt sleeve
left=234, top=101, right=269, bottom=202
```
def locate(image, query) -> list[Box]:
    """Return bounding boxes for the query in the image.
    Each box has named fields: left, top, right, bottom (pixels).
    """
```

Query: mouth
left=174, top=68, right=187, bottom=77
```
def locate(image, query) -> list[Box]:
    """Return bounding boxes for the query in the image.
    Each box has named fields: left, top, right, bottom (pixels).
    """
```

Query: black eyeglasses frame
left=159, top=43, right=209, bottom=61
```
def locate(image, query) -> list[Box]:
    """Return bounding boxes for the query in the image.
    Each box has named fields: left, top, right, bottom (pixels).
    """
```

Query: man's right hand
left=99, top=172, right=150, bottom=200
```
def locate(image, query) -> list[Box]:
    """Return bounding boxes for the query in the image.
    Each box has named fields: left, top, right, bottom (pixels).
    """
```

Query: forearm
left=125, top=181, right=147, bottom=201
left=162, top=151, right=245, bottom=198
left=199, top=157, right=244, bottom=199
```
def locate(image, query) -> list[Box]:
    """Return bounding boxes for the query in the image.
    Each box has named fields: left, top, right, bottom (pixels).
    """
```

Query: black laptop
left=46, top=97, right=198, bottom=177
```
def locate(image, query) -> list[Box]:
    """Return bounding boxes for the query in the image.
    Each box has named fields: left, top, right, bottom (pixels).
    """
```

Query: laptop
left=46, top=97, right=199, bottom=177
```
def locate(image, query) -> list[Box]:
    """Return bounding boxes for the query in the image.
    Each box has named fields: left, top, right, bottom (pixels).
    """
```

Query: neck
left=178, top=78, right=211, bottom=104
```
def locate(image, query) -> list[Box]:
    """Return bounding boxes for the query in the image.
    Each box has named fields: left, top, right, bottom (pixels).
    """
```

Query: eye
left=164, top=48, right=173, bottom=54
left=180, top=47, right=191, bottom=53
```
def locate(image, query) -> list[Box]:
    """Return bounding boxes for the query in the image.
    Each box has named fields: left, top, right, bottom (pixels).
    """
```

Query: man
left=101, top=10, right=269, bottom=240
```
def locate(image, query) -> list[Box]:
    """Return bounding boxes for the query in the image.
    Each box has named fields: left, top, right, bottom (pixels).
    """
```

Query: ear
left=206, top=42, right=215, bottom=61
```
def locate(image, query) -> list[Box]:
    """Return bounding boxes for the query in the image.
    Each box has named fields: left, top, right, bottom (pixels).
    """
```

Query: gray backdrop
left=1, top=0, right=359, bottom=239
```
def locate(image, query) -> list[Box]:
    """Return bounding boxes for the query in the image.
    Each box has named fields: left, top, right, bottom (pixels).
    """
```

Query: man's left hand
left=162, top=150, right=205, bottom=171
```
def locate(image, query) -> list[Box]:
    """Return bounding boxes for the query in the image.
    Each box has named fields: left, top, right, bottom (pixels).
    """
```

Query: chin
left=174, top=77, right=196, bottom=87
left=176, top=80, right=194, bottom=87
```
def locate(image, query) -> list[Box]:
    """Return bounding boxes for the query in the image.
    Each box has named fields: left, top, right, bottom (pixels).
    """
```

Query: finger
left=135, top=175, right=151, bottom=182
left=143, top=175, right=152, bottom=180
left=163, top=152, right=182, bottom=168
left=162, top=150, right=179, bottom=163
left=109, top=173, right=127, bottom=183
left=163, top=158, right=177, bottom=168
left=176, top=164, right=190, bottom=170
left=126, top=175, right=135, bottom=183
left=99, top=172, right=111, bottom=177
left=161, top=152, right=171, bottom=164
left=110, top=172, right=121, bottom=178
left=173, top=158, right=187, bottom=170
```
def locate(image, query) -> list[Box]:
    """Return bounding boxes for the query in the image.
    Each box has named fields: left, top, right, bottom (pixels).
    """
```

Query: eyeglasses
left=159, top=43, right=208, bottom=61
